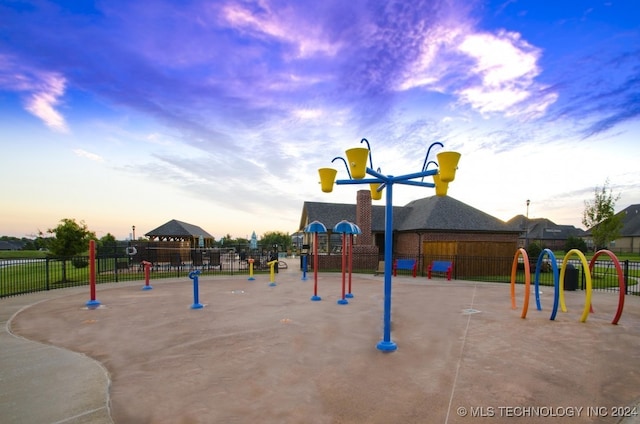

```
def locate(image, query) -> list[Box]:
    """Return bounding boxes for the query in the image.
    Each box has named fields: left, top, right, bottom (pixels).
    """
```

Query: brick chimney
left=356, top=189, right=372, bottom=245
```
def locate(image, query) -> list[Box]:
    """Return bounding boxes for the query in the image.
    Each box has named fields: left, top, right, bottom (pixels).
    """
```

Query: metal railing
left=2, top=252, right=639, bottom=298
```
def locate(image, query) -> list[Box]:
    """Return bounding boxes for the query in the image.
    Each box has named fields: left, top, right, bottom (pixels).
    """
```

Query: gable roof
left=527, top=218, right=586, bottom=240
left=617, top=204, right=640, bottom=236
left=145, top=219, right=214, bottom=239
left=300, top=201, right=402, bottom=232
left=506, top=215, right=586, bottom=240
left=301, top=196, right=518, bottom=233
left=398, top=196, right=516, bottom=232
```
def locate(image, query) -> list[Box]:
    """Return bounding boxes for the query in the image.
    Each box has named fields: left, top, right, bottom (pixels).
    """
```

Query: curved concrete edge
left=1, top=294, right=113, bottom=424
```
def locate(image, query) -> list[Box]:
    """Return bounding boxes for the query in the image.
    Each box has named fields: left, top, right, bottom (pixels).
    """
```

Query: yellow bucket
left=370, top=183, right=383, bottom=200
left=436, top=151, right=461, bottom=183
left=318, top=168, right=337, bottom=193
left=433, top=173, right=449, bottom=197
left=345, top=147, right=369, bottom=179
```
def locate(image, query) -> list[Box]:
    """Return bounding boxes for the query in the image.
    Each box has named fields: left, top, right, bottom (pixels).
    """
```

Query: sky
left=1, top=0, right=639, bottom=241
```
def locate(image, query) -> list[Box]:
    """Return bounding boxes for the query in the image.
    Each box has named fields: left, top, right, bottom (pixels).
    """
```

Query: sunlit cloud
left=456, top=30, right=554, bottom=116
left=0, top=56, right=69, bottom=132
left=73, top=149, right=104, bottom=162
left=292, top=108, right=323, bottom=120
left=24, top=73, right=68, bottom=133
left=398, top=24, right=557, bottom=119
left=220, top=2, right=340, bottom=58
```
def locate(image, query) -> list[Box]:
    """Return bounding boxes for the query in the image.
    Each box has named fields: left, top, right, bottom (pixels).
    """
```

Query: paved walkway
left=3, top=264, right=640, bottom=423
left=1, top=285, right=113, bottom=424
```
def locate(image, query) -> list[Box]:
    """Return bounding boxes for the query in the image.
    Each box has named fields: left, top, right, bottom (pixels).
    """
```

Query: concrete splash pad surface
left=9, top=273, right=640, bottom=423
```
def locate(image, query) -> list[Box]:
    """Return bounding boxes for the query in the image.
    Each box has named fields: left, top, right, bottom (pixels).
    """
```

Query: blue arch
left=534, top=249, right=560, bottom=320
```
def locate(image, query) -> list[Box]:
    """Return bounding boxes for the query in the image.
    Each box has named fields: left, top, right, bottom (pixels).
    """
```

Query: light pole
left=318, top=138, right=460, bottom=351
left=525, top=200, right=530, bottom=248
left=132, top=225, right=136, bottom=241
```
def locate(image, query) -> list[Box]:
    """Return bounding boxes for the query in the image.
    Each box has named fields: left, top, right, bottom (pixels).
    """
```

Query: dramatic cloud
left=1, top=0, right=638, bottom=238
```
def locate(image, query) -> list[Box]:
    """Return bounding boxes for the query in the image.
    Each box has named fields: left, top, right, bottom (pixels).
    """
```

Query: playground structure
left=510, top=248, right=626, bottom=324
left=318, top=138, right=460, bottom=351
left=304, top=220, right=327, bottom=301
left=333, top=220, right=361, bottom=304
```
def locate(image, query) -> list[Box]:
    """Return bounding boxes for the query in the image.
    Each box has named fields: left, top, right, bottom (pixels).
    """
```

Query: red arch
left=589, top=249, right=625, bottom=325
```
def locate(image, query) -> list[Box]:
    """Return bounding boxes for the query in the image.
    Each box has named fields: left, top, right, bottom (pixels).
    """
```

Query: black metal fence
left=2, top=251, right=639, bottom=298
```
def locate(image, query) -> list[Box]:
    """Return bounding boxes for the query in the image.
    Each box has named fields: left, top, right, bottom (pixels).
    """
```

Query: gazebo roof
left=145, top=219, right=214, bottom=240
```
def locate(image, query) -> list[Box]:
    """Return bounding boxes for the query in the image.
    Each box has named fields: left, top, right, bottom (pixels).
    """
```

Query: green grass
left=0, top=250, right=47, bottom=259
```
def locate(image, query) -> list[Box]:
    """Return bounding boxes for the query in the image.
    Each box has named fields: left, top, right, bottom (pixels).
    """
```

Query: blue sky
left=1, top=0, right=639, bottom=240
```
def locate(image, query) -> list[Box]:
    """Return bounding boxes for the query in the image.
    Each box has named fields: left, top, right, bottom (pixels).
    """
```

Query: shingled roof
left=145, top=219, right=214, bottom=240
left=300, top=196, right=517, bottom=233
left=617, top=204, right=640, bottom=236
left=300, top=201, right=401, bottom=232
left=398, top=196, right=515, bottom=232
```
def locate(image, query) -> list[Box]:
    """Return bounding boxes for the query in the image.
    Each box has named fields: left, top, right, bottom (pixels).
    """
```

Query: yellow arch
left=559, top=249, right=593, bottom=322
left=510, top=248, right=531, bottom=319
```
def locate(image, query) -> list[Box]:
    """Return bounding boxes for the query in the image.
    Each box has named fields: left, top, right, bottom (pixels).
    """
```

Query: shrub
left=564, top=236, right=587, bottom=253
left=71, top=258, right=89, bottom=268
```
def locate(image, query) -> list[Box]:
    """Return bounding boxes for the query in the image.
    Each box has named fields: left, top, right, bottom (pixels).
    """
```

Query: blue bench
left=393, top=259, right=417, bottom=278
left=428, top=260, right=453, bottom=280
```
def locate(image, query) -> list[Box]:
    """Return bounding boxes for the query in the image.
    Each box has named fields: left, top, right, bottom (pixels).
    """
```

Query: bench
left=374, top=261, right=385, bottom=276
left=428, top=260, right=453, bottom=280
left=393, top=259, right=417, bottom=278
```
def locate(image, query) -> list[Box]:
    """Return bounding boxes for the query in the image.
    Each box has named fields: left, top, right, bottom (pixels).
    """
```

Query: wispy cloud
left=73, top=149, right=104, bottom=162
left=0, top=56, right=69, bottom=132
left=24, top=73, right=68, bottom=133
left=539, top=44, right=640, bottom=138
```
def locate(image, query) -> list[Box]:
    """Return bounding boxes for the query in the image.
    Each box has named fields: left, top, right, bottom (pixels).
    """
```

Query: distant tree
left=525, top=241, right=543, bottom=261
left=216, top=233, right=233, bottom=247
left=98, top=233, right=118, bottom=255
left=564, top=236, right=588, bottom=253
left=582, top=180, right=623, bottom=251
left=260, top=231, right=292, bottom=252
left=45, top=219, right=96, bottom=282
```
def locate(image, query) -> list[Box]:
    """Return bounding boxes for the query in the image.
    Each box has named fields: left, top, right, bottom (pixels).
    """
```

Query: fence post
left=114, top=253, right=119, bottom=283
left=45, top=257, right=50, bottom=291
left=624, top=260, right=629, bottom=295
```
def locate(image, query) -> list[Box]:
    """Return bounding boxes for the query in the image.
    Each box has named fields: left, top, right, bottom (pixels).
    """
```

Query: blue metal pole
left=301, top=255, right=308, bottom=281
left=377, top=178, right=397, bottom=352
left=189, top=270, right=203, bottom=309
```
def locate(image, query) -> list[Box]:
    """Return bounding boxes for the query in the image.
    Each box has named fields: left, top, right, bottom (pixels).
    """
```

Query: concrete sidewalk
left=1, top=285, right=113, bottom=424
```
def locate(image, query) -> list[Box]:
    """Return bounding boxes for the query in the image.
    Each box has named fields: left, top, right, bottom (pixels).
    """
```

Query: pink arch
left=589, top=249, right=625, bottom=325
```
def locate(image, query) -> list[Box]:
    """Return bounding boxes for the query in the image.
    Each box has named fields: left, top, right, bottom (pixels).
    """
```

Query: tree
left=525, top=241, right=543, bottom=262
left=98, top=233, right=118, bottom=256
left=46, top=219, right=96, bottom=282
left=564, top=236, right=588, bottom=253
left=260, top=231, right=292, bottom=252
left=582, top=180, right=623, bottom=251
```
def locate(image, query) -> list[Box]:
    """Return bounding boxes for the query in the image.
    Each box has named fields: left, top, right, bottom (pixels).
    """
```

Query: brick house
left=584, top=204, right=640, bottom=253
left=299, top=190, right=520, bottom=275
left=506, top=215, right=586, bottom=250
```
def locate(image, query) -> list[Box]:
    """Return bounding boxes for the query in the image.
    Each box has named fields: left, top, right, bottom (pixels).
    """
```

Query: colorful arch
left=510, top=248, right=531, bottom=319
left=559, top=249, right=592, bottom=322
left=589, top=249, right=625, bottom=325
left=534, top=249, right=560, bottom=320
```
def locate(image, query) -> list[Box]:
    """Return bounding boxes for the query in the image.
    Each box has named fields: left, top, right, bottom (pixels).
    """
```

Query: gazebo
left=145, top=219, right=215, bottom=248
left=143, top=219, right=216, bottom=266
